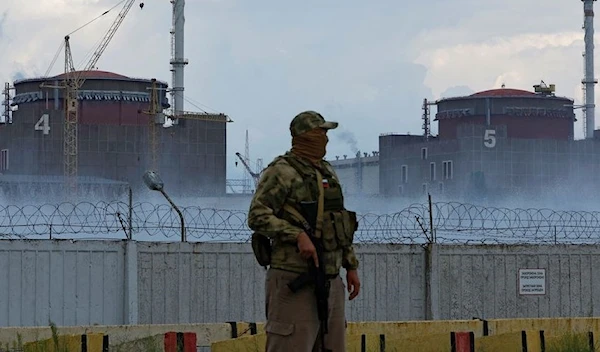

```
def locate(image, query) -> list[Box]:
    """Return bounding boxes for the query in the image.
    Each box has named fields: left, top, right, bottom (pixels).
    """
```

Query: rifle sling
left=315, top=168, right=324, bottom=238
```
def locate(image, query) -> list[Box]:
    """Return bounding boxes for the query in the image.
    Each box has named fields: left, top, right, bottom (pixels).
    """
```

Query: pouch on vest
left=321, top=213, right=338, bottom=251
left=251, top=232, right=271, bottom=268
left=331, top=210, right=358, bottom=248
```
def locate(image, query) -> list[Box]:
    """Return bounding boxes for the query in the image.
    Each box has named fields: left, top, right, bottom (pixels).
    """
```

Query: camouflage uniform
left=248, top=111, right=359, bottom=351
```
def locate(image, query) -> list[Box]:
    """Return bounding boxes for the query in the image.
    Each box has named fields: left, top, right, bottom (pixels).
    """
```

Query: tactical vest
left=251, top=153, right=358, bottom=273
left=281, top=154, right=357, bottom=251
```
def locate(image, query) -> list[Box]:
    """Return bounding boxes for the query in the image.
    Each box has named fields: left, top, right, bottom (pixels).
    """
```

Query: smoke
left=322, top=102, right=360, bottom=156
left=336, top=130, right=359, bottom=155
left=12, top=71, right=26, bottom=81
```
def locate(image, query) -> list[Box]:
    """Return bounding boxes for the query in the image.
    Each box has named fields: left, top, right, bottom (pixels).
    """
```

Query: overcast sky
left=0, top=0, right=591, bottom=180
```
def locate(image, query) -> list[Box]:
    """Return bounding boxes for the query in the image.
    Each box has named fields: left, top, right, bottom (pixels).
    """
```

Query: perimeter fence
left=1, top=199, right=600, bottom=244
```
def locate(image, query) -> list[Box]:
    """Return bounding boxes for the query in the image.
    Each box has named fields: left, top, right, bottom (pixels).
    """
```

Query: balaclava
left=289, top=110, right=338, bottom=165
left=291, top=128, right=328, bottom=165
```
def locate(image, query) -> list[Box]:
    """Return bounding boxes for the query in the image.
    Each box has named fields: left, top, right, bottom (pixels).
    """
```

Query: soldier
left=247, top=110, right=361, bottom=351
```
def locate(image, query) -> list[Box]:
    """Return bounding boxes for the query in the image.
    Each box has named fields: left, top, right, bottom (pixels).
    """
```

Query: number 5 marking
left=35, top=114, right=50, bottom=135
left=484, top=129, right=496, bottom=148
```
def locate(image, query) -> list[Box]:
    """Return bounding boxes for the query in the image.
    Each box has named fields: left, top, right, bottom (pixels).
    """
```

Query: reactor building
left=332, top=1, right=600, bottom=206
left=376, top=82, right=600, bottom=204
left=0, top=70, right=229, bottom=200
left=330, top=83, right=600, bottom=206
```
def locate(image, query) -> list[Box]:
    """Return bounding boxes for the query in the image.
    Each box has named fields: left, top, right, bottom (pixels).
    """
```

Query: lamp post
left=143, top=170, right=186, bottom=242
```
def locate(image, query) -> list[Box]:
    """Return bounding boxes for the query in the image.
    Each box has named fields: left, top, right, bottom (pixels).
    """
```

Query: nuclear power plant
left=330, top=0, right=600, bottom=205
left=0, top=70, right=229, bottom=200
left=1, top=0, right=598, bottom=205
left=0, top=0, right=231, bottom=201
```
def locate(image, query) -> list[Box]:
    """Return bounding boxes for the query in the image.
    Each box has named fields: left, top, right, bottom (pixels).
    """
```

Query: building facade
left=378, top=85, right=600, bottom=205
left=0, top=70, right=227, bottom=200
left=329, top=152, right=379, bottom=196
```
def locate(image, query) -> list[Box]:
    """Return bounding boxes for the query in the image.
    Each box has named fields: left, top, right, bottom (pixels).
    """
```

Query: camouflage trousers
left=264, top=268, right=346, bottom=352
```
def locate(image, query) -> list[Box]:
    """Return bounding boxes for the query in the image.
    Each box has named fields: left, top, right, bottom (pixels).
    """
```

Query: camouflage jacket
left=247, top=151, right=359, bottom=276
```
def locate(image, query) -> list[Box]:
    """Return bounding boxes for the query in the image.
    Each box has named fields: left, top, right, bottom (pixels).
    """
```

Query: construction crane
left=234, top=152, right=263, bottom=190
left=41, top=0, right=139, bottom=197
left=139, top=79, right=163, bottom=172
left=173, top=111, right=232, bottom=123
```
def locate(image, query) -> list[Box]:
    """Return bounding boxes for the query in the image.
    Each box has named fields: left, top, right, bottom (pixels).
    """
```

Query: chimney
left=583, top=0, right=598, bottom=139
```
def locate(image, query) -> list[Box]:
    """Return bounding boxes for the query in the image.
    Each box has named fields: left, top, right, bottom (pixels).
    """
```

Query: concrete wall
left=0, top=240, right=125, bottom=327
left=136, top=242, right=267, bottom=324
left=434, top=244, right=600, bottom=320
left=135, top=242, right=426, bottom=324
left=1, top=239, right=598, bottom=327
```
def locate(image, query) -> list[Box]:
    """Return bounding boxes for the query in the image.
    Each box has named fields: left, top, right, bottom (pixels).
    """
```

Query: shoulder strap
left=315, top=168, right=324, bottom=237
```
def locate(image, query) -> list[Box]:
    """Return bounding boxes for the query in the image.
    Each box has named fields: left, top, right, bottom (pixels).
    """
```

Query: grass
left=0, top=321, right=163, bottom=352
left=1, top=332, right=22, bottom=352
left=3, top=322, right=73, bottom=352
left=547, top=332, right=599, bottom=352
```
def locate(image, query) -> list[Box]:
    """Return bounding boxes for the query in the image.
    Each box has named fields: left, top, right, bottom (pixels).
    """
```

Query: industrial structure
left=0, top=70, right=229, bottom=199
left=330, top=83, right=585, bottom=202
left=333, top=1, right=600, bottom=205
left=328, top=152, right=379, bottom=196
left=582, top=0, right=597, bottom=139
left=0, top=0, right=231, bottom=200
left=378, top=83, right=587, bottom=203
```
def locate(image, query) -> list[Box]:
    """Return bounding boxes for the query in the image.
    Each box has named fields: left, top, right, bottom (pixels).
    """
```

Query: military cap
left=289, top=111, right=338, bottom=137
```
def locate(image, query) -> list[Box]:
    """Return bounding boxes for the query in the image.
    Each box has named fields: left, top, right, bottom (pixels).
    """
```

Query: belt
left=270, top=267, right=339, bottom=279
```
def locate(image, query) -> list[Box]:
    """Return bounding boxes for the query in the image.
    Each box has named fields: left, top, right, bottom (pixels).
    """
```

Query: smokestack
left=170, top=0, right=188, bottom=124
left=583, top=0, right=597, bottom=139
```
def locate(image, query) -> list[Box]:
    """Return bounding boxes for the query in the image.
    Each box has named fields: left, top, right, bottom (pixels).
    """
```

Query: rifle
left=286, top=200, right=331, bottom=352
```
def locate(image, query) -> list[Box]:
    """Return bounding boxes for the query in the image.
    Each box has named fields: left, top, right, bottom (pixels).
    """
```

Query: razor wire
left=1, top=201, right=600, bottom=244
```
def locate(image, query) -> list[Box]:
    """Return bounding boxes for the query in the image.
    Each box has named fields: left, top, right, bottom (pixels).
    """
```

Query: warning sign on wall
left=519, top=269, right=546, bottom=295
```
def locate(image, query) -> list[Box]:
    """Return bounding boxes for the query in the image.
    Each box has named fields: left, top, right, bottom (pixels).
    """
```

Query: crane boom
left=177, top=111, right=232, bottom=122
left=235, top=152, right=262, bottom=190
left=62, top=0, right=137, bottom=197
left=63, top=39, right=77, bottom=196
left=77, top=0, right=137, bottom=86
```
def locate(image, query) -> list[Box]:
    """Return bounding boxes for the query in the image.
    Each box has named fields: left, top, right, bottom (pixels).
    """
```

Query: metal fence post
left=128, top=187, right=133, bottom=240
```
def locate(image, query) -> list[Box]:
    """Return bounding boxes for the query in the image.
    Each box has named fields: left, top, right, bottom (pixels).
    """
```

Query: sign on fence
left=518, top=269, right=546, bottom=295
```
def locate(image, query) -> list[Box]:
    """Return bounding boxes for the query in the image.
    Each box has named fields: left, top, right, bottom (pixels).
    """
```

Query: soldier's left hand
left=346, top=269, right=360, bottom=300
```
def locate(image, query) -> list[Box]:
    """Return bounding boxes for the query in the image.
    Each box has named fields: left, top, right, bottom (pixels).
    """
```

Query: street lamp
left=143, top=170, right=186, bottom=242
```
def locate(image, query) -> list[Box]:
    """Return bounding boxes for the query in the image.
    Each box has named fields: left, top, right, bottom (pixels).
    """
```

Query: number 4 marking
left=35, top=114, right=50, bottom=135
left=484, top=129, right=496, bottom=148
